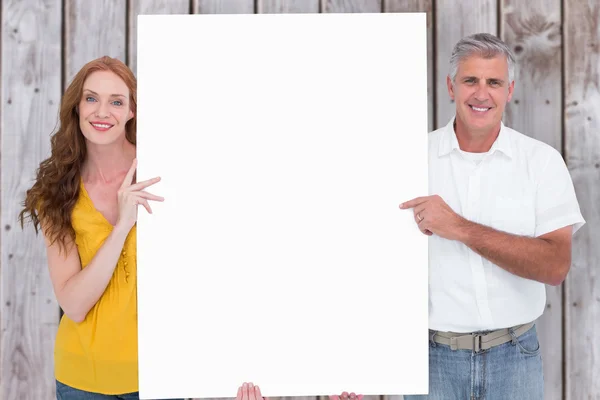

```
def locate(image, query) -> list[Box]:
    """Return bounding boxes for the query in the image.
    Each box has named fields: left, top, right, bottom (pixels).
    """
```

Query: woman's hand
left=236, top=382, right=267, bottom=400
left=115, top=158, right=164, bottom=231
left=329, top=392, right=364, bottom=400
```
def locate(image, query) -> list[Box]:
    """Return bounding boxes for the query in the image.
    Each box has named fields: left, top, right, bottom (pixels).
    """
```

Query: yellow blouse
left=54, top=180, right=138, bottom=394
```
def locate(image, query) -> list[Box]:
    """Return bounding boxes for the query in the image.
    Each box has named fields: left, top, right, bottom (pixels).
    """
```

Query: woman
left=19, top=56, right=173, bottom=399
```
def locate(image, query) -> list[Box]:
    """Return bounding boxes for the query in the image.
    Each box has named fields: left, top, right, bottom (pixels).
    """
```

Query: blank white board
left=136, top=12, right=429, bottom=400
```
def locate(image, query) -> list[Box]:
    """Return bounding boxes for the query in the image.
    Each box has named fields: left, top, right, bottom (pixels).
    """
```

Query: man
left=400, top=33, right=585, bottom=399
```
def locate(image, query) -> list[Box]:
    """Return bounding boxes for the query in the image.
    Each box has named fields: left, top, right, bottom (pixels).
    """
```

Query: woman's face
left=78, top=70, right=134, bottom=146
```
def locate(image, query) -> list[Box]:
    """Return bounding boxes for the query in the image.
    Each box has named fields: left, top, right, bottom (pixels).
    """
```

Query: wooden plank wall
left=1, top=1, right=62, bottom=399
left=0, top=1, right=597, bottom=399
left=564, top=1, right=600, bottom=399
left=500, top=1, right=563, bottom=399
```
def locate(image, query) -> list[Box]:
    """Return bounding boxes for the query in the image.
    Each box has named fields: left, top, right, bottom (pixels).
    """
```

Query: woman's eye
left=86, top=96, right=96, bottom=102
left=112, top=100, right=123, bottom=106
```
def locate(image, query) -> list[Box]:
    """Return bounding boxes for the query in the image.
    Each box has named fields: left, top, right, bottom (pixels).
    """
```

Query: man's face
left=447, top=54, right=514, bottom=134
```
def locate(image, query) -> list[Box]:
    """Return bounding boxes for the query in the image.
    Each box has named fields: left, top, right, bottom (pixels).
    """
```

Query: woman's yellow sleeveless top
left=54, top=180, right=138, bottom=394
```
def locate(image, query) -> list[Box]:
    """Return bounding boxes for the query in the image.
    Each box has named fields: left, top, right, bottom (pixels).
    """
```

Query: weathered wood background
left=0, top=0, right=598, bottom=399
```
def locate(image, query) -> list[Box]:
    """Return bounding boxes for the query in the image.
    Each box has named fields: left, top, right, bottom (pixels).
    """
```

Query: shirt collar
left=438, top=116, right=513, bottom=159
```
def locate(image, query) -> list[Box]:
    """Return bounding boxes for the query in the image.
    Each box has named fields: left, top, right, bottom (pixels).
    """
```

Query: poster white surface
left=136, top=12, right=429, bottom=400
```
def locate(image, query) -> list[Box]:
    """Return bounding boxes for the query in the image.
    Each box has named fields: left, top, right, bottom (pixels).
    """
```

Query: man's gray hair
left=449, top=33, right=516, bottom=83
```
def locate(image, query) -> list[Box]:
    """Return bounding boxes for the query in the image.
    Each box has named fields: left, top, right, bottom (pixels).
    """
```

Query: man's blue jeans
left=405, top=324, right=544, bottom=400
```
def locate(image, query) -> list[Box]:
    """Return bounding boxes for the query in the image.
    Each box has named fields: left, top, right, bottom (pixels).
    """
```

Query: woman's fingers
left=127, top=195, right=152, bottom=214
left=127, top=176, right=161, bottom=192
left=136, top=197, right=153, bottom=214
left=132, top=190, right=164, bottom=202
left=120, top=158, right=138, bottom=189
left=236, top=386, right=243, bottom=400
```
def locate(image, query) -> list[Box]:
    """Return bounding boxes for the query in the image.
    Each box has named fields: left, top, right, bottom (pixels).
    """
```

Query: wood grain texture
left=128, top=0, right=189, bottom=75
left=385, top=0, right=434, bottom=132
left=1, top=0, right=62, bottom=399
left=257, top=0, right=319, bottom=13
left=500, top=2, right=564, bottom=399
left=564, top=0, right=600, bottom=398
left=65, top=0, right=127, bottom=85
left=194, top=0, right=254, bottom=14
left=434, top=0, right=497, bottom=128
left=323, top=0, right=382, bottom=12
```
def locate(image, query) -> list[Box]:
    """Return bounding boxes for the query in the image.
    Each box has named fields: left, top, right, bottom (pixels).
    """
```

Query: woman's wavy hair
left=19, top=56, right=137, bottom=254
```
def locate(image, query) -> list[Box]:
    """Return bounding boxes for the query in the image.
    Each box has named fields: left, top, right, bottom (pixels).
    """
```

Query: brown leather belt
left=430, top=322, right=535, bottom=353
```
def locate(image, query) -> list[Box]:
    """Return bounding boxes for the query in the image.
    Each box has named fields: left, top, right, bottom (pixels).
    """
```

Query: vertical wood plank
left=385, top=0, right=434, bottom=132
left=435, top=0, right=497, bottom=128
left=501, top=1, right=562, bottom=148
left=500, top=1, right=564, bottom=399
left=323, top=0, right=381, bottom=13
left=128, top=0, right=189, bottom=76
left=65, top=0, right=127, bottom=85
left=564, top=1, right=600, bottom=399
left=257, top=0, right=319, bottom=13
left=194, top=0, right=254, bottom=14
left=1, top=0, right=62, bottom=399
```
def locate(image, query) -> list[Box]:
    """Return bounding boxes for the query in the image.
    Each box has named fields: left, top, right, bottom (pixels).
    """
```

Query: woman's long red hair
left=19, top=56, right=137, bottom=254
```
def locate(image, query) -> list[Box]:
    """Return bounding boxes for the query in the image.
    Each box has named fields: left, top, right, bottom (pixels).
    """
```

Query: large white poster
left=136, top=13, right=429, bottom=400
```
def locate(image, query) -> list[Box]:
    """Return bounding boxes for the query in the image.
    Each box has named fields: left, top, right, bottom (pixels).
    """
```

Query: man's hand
left=236, top=382, right=267, bottom=400
left=399, top=195, right=467, bottom=240
left=329, top=391, right=364, bottom=400
left=400, top=195, right=574, bottom=285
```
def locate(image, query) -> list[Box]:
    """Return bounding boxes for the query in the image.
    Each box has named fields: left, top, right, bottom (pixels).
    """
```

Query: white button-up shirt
left=428, top=118, right=585, bottom=333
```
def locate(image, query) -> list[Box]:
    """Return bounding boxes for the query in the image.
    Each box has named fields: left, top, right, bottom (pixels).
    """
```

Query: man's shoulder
left=428, top=125, right=447, bottom=138
left=504, top=125, right=562, bottom=164
left=427, top=125, right=448, bottom=149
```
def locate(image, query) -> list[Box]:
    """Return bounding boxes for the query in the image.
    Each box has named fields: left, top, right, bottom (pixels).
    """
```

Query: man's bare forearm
left=455, top=219, right=569, bottom=286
